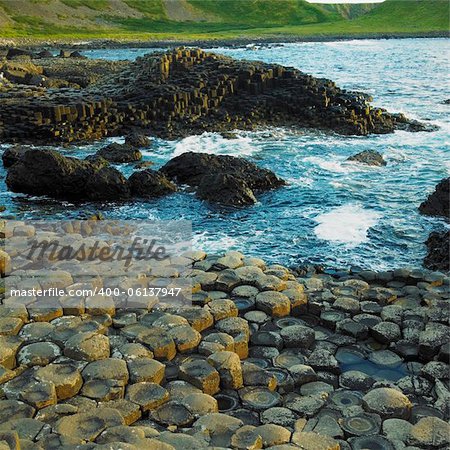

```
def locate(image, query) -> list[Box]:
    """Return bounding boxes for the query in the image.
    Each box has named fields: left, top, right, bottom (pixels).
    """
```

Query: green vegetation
left=0, top=0, right=448, bottom=40
left=60, top=0, right=110, bottom=10
left=122, top=0, right=167, bottom=20
left=187, top=0, right=340, bottom=25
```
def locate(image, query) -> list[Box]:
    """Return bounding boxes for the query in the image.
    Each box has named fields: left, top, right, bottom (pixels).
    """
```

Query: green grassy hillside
left=0, top=0, right=448, bottom=40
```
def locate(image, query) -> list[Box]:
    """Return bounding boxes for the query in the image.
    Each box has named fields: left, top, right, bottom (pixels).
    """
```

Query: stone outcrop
left=0, top=48, right=431, bottom=144
left=0, top=247, right=448, bottom=448
left=347, top=149, right=387, bottom=166
left=424, top=230, right=449, bottom=272
left=5, top=149, right=131, bottom=201
left=95, top=142, right=142, bottom=163
left=3, top=148, right=282, bottom=205
left=161, top=151, right=285, bottom=206
left=128, top=169, right=177, bottom=198
left=419, top=177, right=450, bottom=220
left=125, top=131, right=151, bottom=148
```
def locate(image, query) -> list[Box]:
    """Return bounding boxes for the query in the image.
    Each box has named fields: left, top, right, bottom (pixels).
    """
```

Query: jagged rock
left=125, top=132, right=151, bottom=148
left=230, top=425, right=263, bottom=449
left=192, top=413, right=243, bottom=447
left=207, top=351, right=243, bottom=390
left=35, top=363, right=82, bottom=400
left=125, top=382, right=169, bottom=412
left=424, top=230, right=449, bottom=272
left=162, top=152, right=284, bottom=191
left=161, top=152, right=284, bottom=205
left=96, top=143, right=142, bottom=163
left=0, top=250, right=11, bottom=278
left=6, top=149, right=131, bottom=201
left=2, top=146, right=27, bottom=168
left=128, top=169, right=176, bottom=198
left=178, top=359, right=220, bottom=395
left=197, top=173, right=258, bottom=206
left=347, top=150, right=386, bottom=166
left=0, top=48, right=425, bottom=144
left=419, top=177, right=449, bottom=220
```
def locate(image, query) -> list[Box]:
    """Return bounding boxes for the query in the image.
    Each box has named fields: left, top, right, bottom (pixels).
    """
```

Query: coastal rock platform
left=0, top=48, right=432, bottom=144
left=0, top=240, right=448, bottom=449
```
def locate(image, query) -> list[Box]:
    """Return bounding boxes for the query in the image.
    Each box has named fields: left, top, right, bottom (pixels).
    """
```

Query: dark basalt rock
left=96, top=143, right=142, bottom=163
left=347, top=150, right=386, bottom=167
left=6, top=48, right=33, bottom=59
left=423, top=230, right=449, bottom=272
left=419, top=178, right=450, bottom=220
left=128, top=169, right=176, bottom=198
left=161, top=152, right=285, bottom=206
left=2, top=146, right=28, bottom=168
left=161, top=152, right=285, bottom=191
left=70, top=51, right=85, bottom=59
left=197, top=173, right=257, bottom=206
left=0, top=48, right=429, bottom=144
left=6, top=149, right=130, bottom=201
left=37, top=50, right=53, bottom=58
left=125, top=132, right=151, bottom=148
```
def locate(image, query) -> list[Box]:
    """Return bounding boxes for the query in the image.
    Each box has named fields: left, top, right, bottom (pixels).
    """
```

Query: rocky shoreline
left=0, top=47, right=434, bottom=144
left=0, top=240, right=449, bottom=449
left=0, top=32, right=448, bottom=51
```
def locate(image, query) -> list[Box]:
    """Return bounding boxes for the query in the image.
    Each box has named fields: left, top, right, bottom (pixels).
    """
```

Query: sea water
left=1, top=38, right=448, bottom=270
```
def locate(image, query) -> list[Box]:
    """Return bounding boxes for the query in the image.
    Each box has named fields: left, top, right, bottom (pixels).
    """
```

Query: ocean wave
left=314, top=204, right=382, bottom=246
left=172, top=132, right=257, bottom=158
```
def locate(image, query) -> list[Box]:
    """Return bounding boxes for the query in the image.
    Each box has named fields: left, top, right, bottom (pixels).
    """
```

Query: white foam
left=314, top=204, right=381, bottom=246
left=303, top=156, right=350, bottom=173
left=172, top=132, right=256, bottom=158
left=192, top=232, right=240, bottom=253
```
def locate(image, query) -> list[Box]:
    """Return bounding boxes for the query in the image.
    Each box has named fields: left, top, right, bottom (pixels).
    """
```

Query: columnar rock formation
left=0, top=48, right=430, bottom=144
left=0, top=244, right=448, bottom=449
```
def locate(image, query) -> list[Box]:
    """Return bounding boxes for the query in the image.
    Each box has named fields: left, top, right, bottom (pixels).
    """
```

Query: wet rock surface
left=3, top=149, right=284, bottom=205
left=419, top=177, right=450, bottom=220
left=0, top=47, right=429, bottom=144
left=5, top=148, right=130, bottom=201
left=0, top=249, right=448, bottom=449
left=347, top=150, right=386, bottom=166
left=424, top=230, right=450, bottom=272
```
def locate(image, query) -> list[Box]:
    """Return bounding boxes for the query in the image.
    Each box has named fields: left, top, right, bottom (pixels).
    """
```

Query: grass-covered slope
left=0, top=0, right=448, bottom=40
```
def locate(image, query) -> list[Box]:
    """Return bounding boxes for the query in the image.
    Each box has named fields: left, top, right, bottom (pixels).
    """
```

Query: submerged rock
left=347, top=150, right=387, bottom=166
left=6, top=149, right=131, bottom=201
left=419, top=177, right=450, bottom=220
